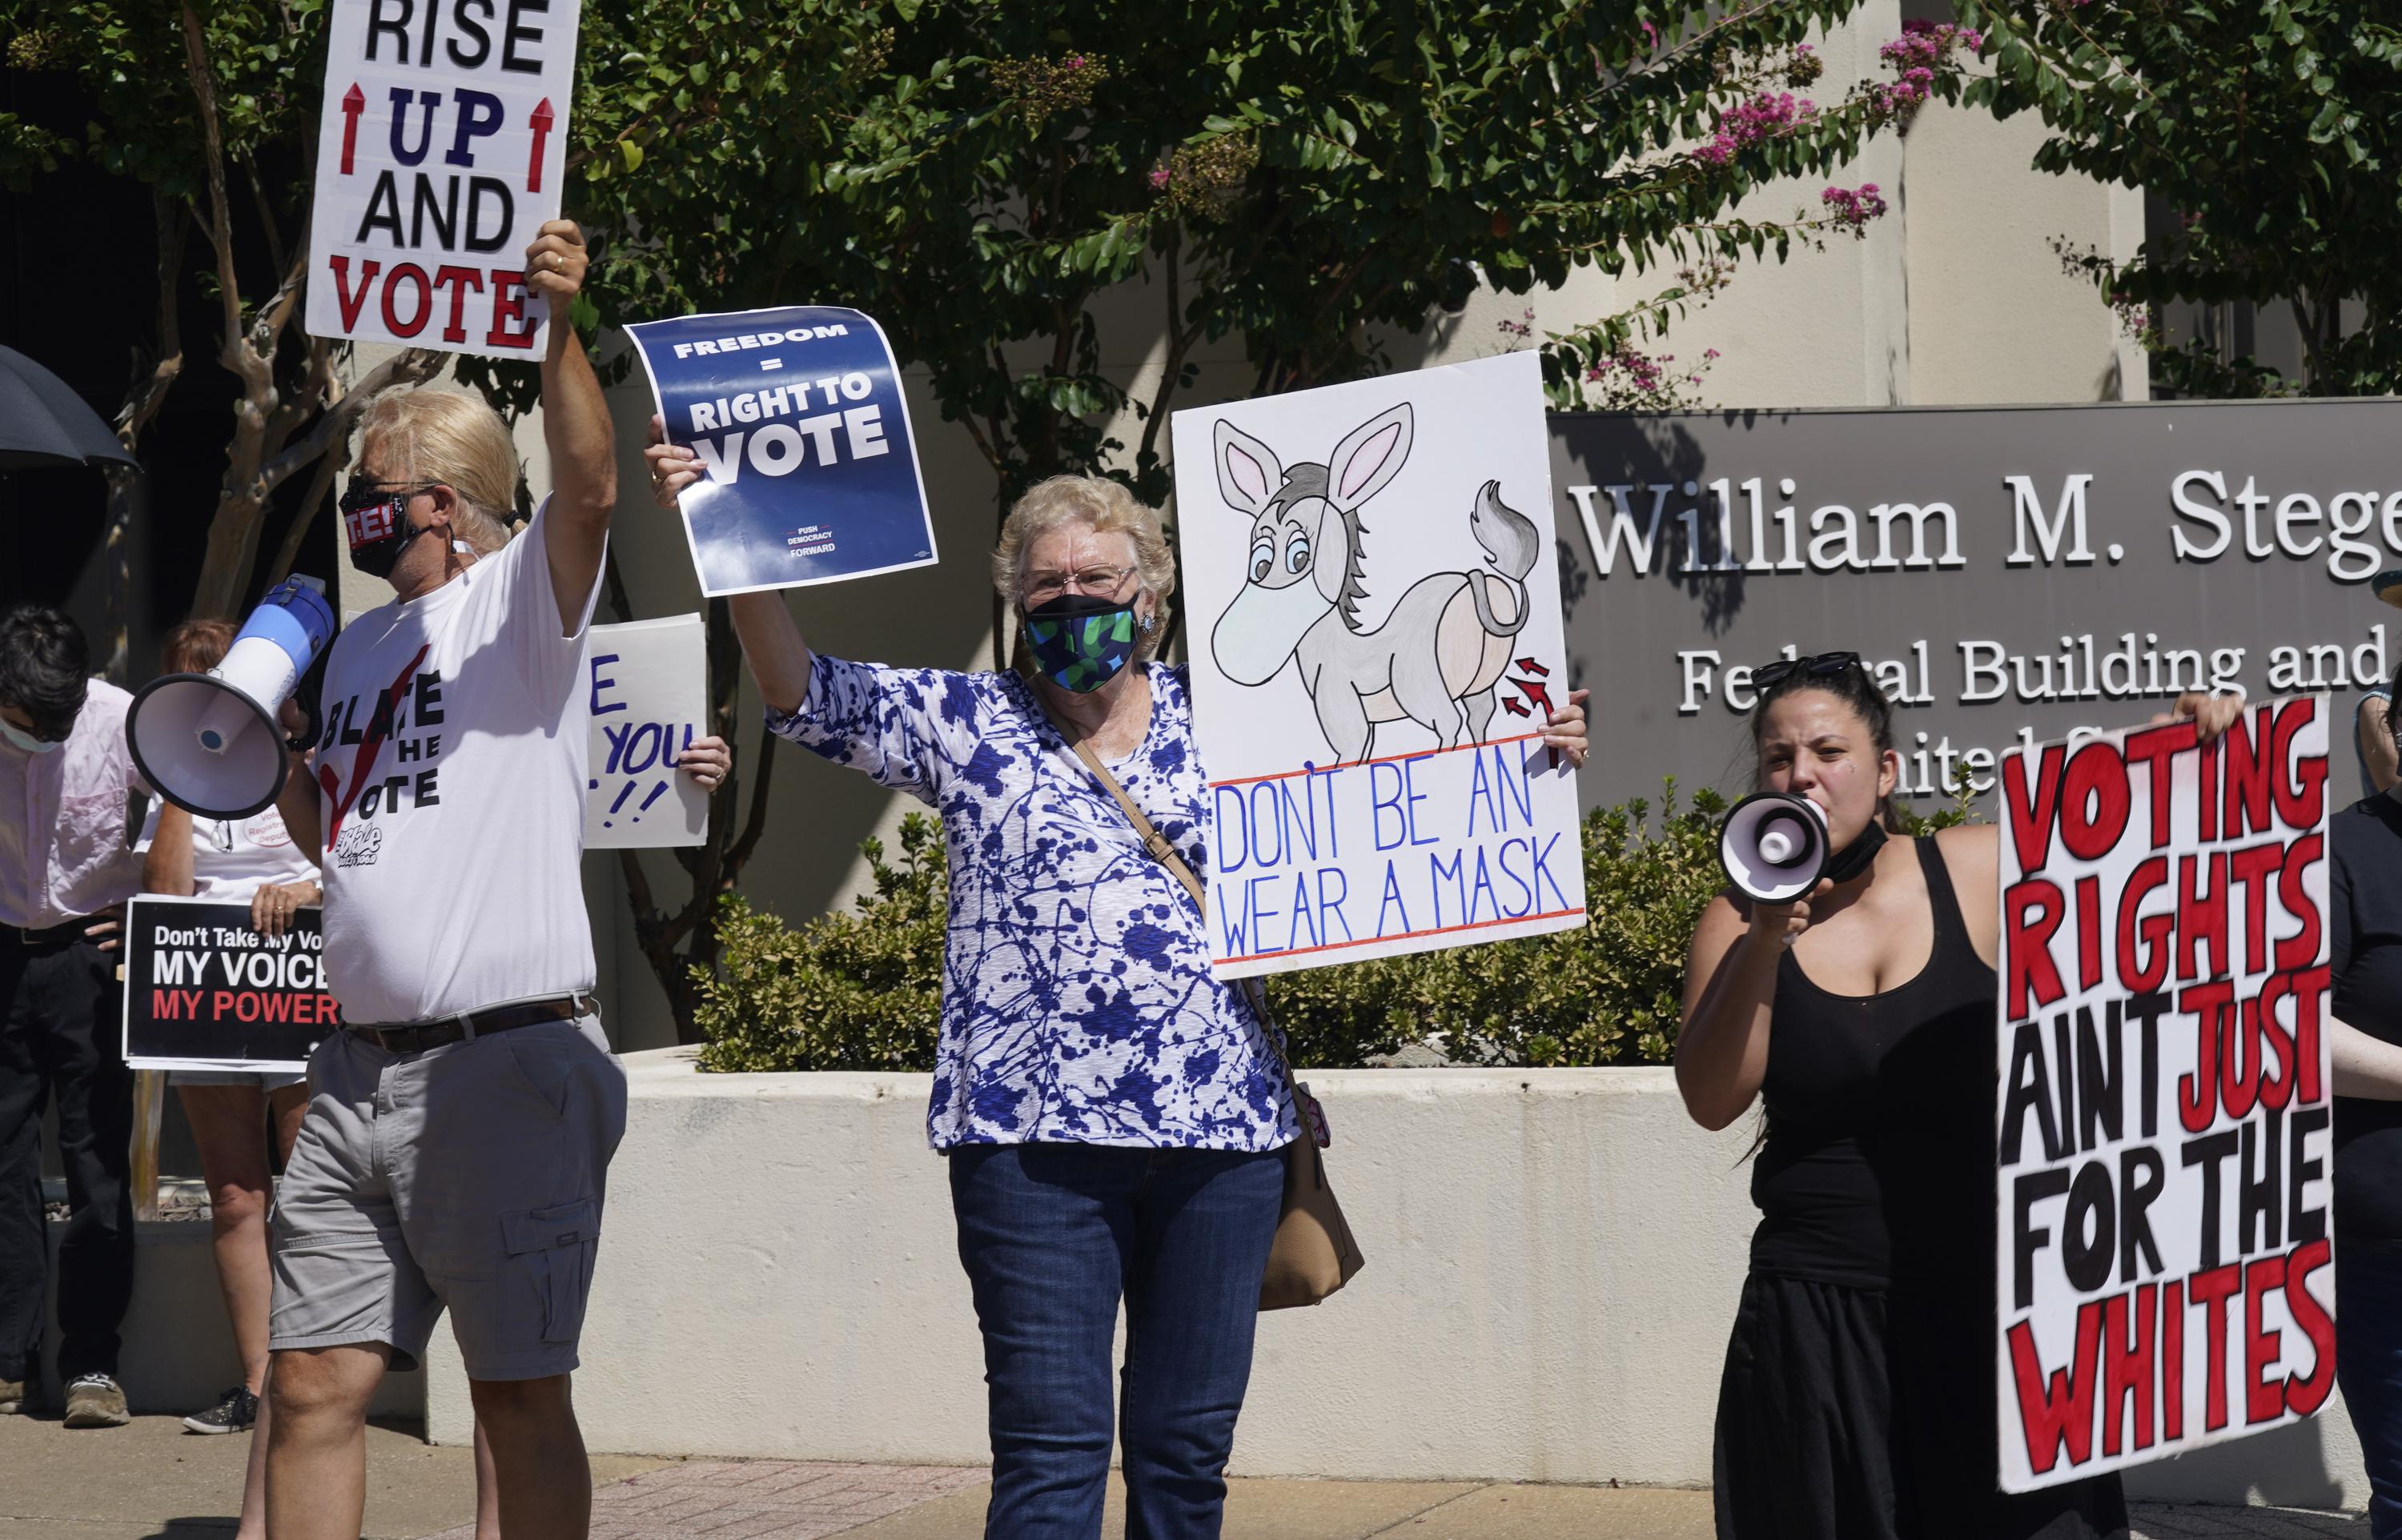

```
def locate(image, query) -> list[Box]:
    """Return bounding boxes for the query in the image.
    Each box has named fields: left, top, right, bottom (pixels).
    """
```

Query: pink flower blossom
left=1148, top=167, right=1171, bottom=190
left=1821, top=182, right=1890, bottom=231
left=1694, top=90, right=1818, bottom=166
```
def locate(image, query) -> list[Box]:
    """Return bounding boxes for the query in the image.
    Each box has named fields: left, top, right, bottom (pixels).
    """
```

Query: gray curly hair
left=991, top=475, right=1176, bottom=660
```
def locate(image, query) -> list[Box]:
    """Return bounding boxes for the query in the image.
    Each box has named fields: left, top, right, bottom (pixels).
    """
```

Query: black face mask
left=1820, top=819, right=1889, bottom=885
left=342, top=484, right=436, bottom=581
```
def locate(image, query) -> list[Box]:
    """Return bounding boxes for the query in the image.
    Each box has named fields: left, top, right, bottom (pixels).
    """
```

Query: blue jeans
left=949, top=1141, right=1287, bottom=1540
left=2343, top=1236, right=2402, bottom=1540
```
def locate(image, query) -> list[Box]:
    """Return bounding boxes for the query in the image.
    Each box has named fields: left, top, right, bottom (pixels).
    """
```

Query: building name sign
left=1548, top=400, right=2402, bottom=811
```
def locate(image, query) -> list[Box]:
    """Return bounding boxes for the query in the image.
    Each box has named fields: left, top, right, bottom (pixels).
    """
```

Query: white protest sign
left=304, top=0, right=581, bottom=356
left=585, top=615, right=707, bottom=849
left=1171, top=350, right=1587, bottom=981
left=1996, top=697, right=2334, bottom=1490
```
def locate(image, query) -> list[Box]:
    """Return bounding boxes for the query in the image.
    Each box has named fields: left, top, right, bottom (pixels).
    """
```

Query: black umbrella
left=0, top=345, right=138, bottom=470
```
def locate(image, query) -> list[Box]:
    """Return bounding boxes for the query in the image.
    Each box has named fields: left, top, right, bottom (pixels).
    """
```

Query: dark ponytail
left=1749, top=656, right=1906, bottom=833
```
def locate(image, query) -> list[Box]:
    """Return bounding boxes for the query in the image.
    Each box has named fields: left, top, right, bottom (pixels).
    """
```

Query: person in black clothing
left=2324, top=654, right=2402, bottom=1540
left=1676, top=652, right=2239, bottom=1540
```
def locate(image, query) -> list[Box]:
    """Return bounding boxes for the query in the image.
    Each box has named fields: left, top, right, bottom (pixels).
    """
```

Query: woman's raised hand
left=677, top=734, right=731, bottom=792
left=1749, top=879, right=1832, bottom=951
left=2159, top=688, right=2246, bottom=744
left=645, top=414, right=706, bottom=510
left=1541, top=687, right=1592, bottom=770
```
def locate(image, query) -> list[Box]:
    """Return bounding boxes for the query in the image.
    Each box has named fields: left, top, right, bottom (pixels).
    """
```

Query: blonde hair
left=991, top=475, right=1176, bottom=660
left=354, top=388, right=521, bottom=555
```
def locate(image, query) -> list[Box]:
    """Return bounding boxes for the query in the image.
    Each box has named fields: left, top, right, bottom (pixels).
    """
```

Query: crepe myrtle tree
left=432, top=0, right=1990, bottom=1041
left=0, top=0, right=898, bottom=1041
left=1955, top=0, right=2402, bottom=397
left=1, top=0, right=451, bottom=660
left=2, top=0, right=1979, bottom=1041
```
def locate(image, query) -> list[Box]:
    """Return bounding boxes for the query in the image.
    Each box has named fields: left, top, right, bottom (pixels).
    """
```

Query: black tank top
left=1749, top=836, right=1998, bottom=1291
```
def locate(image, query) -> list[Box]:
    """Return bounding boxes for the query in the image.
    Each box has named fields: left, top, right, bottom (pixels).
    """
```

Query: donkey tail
left=1468, top=478, right=1538, bottom=638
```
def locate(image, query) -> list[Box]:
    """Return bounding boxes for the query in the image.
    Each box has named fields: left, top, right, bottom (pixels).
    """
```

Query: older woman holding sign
left=649, top=423, right=1582, bottom=1538
left=1677, top=654, right=2240, bottom=1540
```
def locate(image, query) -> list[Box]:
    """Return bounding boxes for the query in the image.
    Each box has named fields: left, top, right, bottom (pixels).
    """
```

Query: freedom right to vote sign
left=305, top=0, right=581, bottom=355
left=627, top=306, right=938, bottom=597
left=1996, top=697, right=2334, bottom=1490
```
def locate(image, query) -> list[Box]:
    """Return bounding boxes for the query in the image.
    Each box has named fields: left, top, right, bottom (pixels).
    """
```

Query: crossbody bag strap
left=1066, top=734, right=1207, bottom=912
left=1048, top=717, right=1316, bottom=1134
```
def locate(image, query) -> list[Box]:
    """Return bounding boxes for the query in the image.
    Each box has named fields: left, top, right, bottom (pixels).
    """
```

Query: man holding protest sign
left=1678, top=655, right=2244, bottom=1538
left=263, top=219, right=719, bottom=1540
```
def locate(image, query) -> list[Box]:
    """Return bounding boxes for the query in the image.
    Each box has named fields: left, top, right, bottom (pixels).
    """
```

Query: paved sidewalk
left=440, top=1461, right=2382, bottom=1540
left=0, top=1418, right=2372, bottom=1539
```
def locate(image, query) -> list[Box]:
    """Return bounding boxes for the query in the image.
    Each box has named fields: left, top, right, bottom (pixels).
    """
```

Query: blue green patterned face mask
left=1023, top=593, right=1140, bottom=693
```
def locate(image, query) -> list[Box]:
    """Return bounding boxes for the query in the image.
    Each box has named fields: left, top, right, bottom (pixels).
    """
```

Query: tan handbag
left=1061, top=732, right=1366, bottom=1310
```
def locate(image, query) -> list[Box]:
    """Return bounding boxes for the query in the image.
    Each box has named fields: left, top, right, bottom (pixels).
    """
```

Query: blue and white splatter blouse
left=767, top=654, right=1299, bottom=1153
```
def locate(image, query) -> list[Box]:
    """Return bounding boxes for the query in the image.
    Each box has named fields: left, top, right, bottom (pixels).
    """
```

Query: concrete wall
left=411, top=1052, right=2371, bottom=1507
left=35, top=1220, right=422, bottom=1419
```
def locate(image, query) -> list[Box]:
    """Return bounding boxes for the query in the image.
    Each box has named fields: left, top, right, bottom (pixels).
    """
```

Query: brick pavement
left=401, top=1464, right=2379, bottom=1540
left=420, top=1461, right=987, bottom=1540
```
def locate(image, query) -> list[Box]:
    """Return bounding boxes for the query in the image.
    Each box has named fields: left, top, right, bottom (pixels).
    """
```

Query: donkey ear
left=1326, top=403, right=1412, bottom=512
left=1214, top=419, right=1282, bottom=515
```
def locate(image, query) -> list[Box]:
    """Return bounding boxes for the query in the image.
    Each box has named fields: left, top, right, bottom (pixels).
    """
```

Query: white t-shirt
left=136, top=803, right=318, bottom=903
left=312, top=499, right=603, bottom=1024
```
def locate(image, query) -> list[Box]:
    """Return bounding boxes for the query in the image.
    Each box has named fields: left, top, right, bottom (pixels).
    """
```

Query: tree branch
left=115, top=191, right=189, bottom=454
left=725, top=730, right=777, bottom=869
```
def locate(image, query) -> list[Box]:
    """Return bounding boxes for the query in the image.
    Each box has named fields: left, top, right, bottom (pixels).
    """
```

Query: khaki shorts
left=268, top=1013, right=626, bottom=1380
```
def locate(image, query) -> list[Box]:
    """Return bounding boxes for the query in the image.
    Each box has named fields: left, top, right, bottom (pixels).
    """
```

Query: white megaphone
left=1718, top=792, right=1829, bottom=904
left=128, top=575, right=336, bottom=820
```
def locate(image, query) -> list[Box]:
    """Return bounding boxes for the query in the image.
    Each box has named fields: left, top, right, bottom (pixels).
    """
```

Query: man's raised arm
left=527, top=219, right=615, bottom=634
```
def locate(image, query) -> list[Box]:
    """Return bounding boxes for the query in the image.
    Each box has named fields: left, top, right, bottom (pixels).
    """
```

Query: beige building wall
left=331, top=5, right=2143, bottom=1052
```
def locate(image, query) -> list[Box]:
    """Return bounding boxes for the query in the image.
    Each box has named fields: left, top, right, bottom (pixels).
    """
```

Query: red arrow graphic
left=1518, top=679, right=1556, bottom=716
left=339, top=83, right=364, bottom=174
left=526, top=98, right=553, bottom=193
left=1501, top=696, right=1530, bottom=718
left=1516, top=656, right=1548, bottom=676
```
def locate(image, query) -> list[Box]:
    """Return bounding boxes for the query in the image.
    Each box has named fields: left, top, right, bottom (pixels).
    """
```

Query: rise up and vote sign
left=123, top=896, right=338, bottom=1072
left=305, top=0, right=581, bottom=355
left=1996, top=697, right=2333, bottom=1491
left=626, top=306, right=938, bottom=597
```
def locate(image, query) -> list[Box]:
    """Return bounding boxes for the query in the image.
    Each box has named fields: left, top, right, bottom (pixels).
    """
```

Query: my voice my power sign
left=123, top=895, right=339, bottom=1072
left=306, top=0, right=581, bottom=356
left=1995, top=698, right=2334, bottom=1491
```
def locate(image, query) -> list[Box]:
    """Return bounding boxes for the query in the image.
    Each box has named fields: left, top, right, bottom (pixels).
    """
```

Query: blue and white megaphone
left=128, top=575, right=336, bottom=820
left=1718, top=791, right=1828, bottom=904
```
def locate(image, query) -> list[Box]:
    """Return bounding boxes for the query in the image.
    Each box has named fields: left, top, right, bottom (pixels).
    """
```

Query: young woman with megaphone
left=1677, top=651, right=2241, bottom=1540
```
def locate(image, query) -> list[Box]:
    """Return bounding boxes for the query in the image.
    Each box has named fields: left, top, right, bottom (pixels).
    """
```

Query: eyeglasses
left=1022, top=564, right=1137, bottom=606
left=337, top=480, right=439, bottom=515
left=1749, top=651, right=1863, bottom=689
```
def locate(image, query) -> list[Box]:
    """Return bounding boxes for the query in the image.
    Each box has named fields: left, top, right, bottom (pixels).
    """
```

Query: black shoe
left=182, top=1385, right=258, bottom=1434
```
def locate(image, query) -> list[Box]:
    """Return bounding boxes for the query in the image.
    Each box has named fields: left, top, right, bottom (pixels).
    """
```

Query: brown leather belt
left=344, top=993, right=597, bottom=1055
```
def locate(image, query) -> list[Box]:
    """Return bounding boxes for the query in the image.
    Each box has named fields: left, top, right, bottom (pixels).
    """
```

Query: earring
left=1138, top=614, right=1157, bottom=635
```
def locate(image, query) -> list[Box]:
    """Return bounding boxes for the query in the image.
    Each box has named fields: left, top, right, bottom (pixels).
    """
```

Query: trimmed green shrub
left=693, top=814, right=946, bottom=1073
left=692, top=784, right=1782, bottom=1074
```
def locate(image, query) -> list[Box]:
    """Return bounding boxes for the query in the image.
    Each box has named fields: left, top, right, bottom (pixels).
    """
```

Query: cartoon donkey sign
left=1208, top=402, right=1542, bottom=763
left=1171, top=350, right=1585, bottom=981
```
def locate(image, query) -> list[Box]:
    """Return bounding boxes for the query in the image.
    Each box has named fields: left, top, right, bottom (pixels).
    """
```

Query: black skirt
left=1713, top=1273, right=2129, bottom=1540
